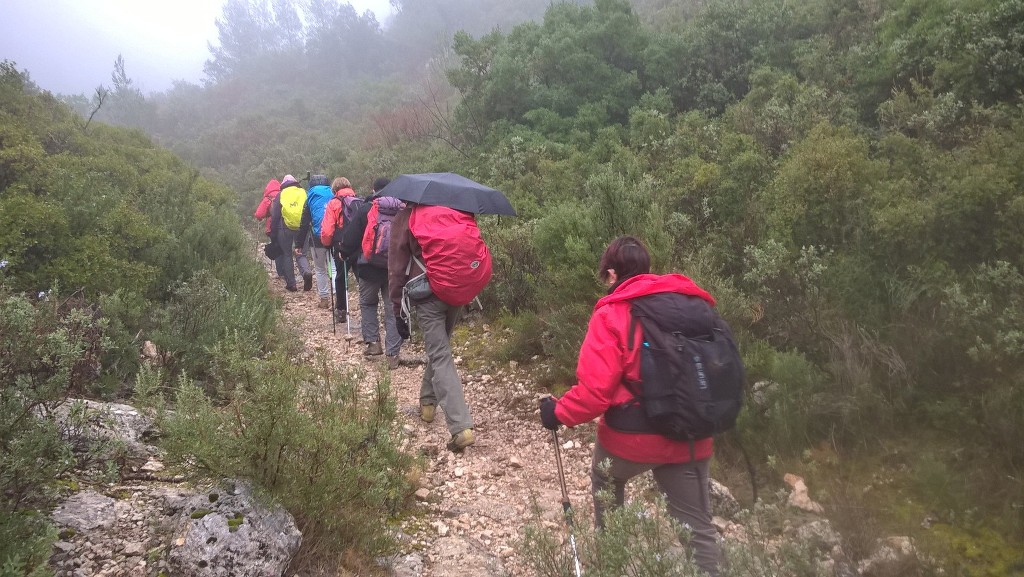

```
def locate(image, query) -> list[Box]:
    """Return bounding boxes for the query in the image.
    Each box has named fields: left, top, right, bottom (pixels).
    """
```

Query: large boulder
left=166, top=481, right=301, bottom=577
left=51, top=399, right=159, bottom=468
left=858, top=536, right=920, bottom=577
left=710, top=478, right=741, bottom=519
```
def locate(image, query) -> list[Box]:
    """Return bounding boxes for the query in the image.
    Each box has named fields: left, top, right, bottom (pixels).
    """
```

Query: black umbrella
left=378, top=172, right=516, bottom=216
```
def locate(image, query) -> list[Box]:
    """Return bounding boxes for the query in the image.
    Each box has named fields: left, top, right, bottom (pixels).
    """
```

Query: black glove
left=395, top=317, right=410, bottom=340
left=539, top=396, right=562, bottom=431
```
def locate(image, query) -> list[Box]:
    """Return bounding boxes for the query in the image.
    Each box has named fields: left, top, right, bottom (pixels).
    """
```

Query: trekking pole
left=552, top=429, right=583, bottom=577
left=342, top=260, right=352, bottom=339
left=328, top=248, right=336, bottom=335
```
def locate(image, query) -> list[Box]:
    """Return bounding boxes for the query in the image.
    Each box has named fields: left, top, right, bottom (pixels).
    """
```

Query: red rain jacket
left=254, top=179, right=281, bottom=236
left=319, top=186, right=356, bottom=247
left=555, top=273, right=717, bottom=464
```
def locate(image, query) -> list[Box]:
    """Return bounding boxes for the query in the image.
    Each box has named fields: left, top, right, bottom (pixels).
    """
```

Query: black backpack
left=336, top=196, right=370, bottom=259
left=605, top=292, right=745, bottom=442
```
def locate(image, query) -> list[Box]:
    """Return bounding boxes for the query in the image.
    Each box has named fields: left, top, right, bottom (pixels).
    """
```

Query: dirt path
left=268, top=265, right=596, bottom=577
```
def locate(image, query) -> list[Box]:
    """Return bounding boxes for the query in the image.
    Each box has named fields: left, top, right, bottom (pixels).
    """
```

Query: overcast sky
left=1, top=0, right=395, bottom=96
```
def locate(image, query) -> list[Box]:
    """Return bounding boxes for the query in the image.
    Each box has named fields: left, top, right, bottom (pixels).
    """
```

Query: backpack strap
left=400, top=255, right=429, bottom=332
left=627, top=313, right=641, bottom=352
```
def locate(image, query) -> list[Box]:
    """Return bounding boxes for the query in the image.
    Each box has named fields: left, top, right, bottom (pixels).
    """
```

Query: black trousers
left=332, top=252, right=348, bottom=313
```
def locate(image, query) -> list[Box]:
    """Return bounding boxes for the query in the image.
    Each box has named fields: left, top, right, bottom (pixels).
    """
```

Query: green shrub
left=724, top=496, right=834, bottom=577
left=150, top=267, right=277, bottom=385
left=0, top=511, right=55, bottom=577
left=520, top=495, right=702, bottom=577
left=161, top=341, right=413, bottom=560
left=492, top=311, right=547, bottom=364
left=484, top=220, right=542, bottom=315
left=0, top=289, right=108, bottom=577
left=739, top=342, right=830, bottom=459
left=519, top=490, right=834, bottom=577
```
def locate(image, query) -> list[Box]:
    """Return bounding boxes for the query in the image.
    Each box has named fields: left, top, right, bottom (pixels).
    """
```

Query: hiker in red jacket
left=319, top=177, right=359, bottom=322
left=254, top=179, right=280, bottom=236
left=254, top=178, right=287, bottom=279
left=538, top=236, right=722, bottom=577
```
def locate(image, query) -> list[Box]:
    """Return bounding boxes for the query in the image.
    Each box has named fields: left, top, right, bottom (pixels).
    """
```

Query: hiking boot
left=447, top=429, right=475, bottom=452
left=420, top=404, right=436, bottom=423
left=364, top=342, right=383, bottom=356
left=387, top=355, right=400, bottom=370
left=302, top=272, right=313, bottom=292
left=335, top=309, right=347, bottom=323
left=285, top=284, right=298, bottom=292
left=318, top=297, right=330, bottom=309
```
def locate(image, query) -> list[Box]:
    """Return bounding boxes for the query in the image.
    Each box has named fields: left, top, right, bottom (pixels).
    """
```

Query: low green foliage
left=160, top=342, right=413, bottom=560
left=519, top=490, right=836, bottom=577
left=0, top=511, right=56, bottom=577
left=0, top=289, right=109, bottom=577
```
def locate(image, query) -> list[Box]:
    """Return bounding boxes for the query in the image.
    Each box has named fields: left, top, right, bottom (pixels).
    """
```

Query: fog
left=0, top=0, right=394, bottom=96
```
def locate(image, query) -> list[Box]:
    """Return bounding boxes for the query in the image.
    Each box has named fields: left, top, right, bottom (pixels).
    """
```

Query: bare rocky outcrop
left=858, top=536, right=920, bottom=577
left=784, top=472, right=826, bottom=514
left=47, top=396, right=302, bottom=577
left=51, top=399, right=159, bottom=468
left=49, top=478, right=302, bottom=577
left=166, top=481, right=302, bottom=577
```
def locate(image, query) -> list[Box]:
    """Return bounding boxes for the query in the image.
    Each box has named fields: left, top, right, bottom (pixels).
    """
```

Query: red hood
left=595, top=273, right=715, bottom=311
left=263, top=179, right=281, bottom=198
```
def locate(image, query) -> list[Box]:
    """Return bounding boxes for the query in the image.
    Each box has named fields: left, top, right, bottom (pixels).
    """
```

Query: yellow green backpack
left=280, top=185, right=307, bottom=230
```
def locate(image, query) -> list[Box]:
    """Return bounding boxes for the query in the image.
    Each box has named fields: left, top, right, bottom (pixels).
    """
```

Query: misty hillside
left=2, top=0, right=1023, bottom=575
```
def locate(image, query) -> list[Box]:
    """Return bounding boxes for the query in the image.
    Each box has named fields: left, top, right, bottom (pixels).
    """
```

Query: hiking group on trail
left=255, top=174, right=740, bottom=577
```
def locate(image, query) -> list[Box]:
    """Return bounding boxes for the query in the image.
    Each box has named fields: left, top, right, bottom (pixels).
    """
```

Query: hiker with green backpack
left=271, top=174, right=313, bottom=292
left=538, top=236, right=744, bottom=577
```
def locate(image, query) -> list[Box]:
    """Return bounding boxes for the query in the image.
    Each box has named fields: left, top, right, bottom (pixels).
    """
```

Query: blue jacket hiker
left=297, top=174, right=336, bottom=307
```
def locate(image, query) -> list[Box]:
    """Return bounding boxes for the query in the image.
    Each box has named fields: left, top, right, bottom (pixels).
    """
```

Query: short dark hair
left=598, top=236, right=650, bottom=286
left=372, top=177, right=391, bottom=193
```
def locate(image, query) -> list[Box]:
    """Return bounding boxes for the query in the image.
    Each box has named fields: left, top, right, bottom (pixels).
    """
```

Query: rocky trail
left=43, top=254, right=911, bottom=577
left=271, top=265, right=593, bottom=577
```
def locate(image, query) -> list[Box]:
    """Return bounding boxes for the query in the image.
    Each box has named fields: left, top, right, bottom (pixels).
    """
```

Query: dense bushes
left=157, top=345, right=414, bottom=558
left=419, top=0, right=1024, bottom=567
left=26, top=0, right=1019, bottom=570
left=0, top=289, right=106, bottom=575
left=520, top=490, right=840, bottom=577
left=0, top=62, right=280, bottom=389
left=1, top=59, right=417, bottom=574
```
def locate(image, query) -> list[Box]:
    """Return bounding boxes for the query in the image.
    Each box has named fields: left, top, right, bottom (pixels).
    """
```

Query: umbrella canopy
left=378, top=172, right=516, bottom=216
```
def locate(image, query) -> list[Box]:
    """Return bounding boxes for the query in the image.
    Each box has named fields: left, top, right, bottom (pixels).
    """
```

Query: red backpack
left=408, top=205, right=492, bottom=307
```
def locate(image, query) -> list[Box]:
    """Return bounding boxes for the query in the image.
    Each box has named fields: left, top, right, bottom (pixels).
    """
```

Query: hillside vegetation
left=3, top=0, right=1023, bottom=574
left=0, top=61, right=412, bottom=575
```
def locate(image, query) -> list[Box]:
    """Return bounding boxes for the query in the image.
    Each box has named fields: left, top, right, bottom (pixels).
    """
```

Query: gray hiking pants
left=277, top=227, right=310, bottom=289
left=310, top=244, right=331, bottom=299
left=591, top=441, right=722, bottom=577
left=414, top=296, right=472, bottom=435
left=358, top=272, right=402, bottom=356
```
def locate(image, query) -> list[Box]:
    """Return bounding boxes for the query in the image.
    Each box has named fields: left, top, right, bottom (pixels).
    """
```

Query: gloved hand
left=396, top=316, right=410, bottom=340
left=539, top=396, right=562, bottom=431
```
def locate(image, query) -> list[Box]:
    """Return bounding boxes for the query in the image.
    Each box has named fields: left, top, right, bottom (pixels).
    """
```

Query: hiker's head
left=310, top=174, right=329, bottom=187
left=598, top=236, right=650, bottom=289
left=372, top=177, right=391, bottom=193
left=332, top=177, right=351, bottom=192
left=281, top=174, right=299, bottom=188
